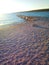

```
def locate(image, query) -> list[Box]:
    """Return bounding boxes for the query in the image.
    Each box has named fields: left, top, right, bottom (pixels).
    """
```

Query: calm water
left=0, top=11, right=49, bottom=25
left=18, top=11, right=49, bottom=17
left=0, top=13, right=24, bottom=25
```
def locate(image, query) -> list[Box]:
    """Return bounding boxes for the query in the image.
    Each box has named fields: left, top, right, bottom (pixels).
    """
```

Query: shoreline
left=0, top=16, right=49, bottom=65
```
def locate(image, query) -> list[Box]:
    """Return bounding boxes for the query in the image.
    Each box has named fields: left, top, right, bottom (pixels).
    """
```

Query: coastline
left=0, top=16, right=49, bottom=65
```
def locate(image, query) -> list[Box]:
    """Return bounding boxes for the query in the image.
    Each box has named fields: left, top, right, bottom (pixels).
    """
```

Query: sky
left=0, top=0, right=49, bottom=14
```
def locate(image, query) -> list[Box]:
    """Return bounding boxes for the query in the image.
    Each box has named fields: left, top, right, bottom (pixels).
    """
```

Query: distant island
left=20, top=8, right=49, bottom=12
left=29, top=8, right=49, bottom=12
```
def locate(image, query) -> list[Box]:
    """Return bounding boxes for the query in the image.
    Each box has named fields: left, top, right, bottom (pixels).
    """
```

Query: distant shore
left=18, top=8, right=49, bottom=13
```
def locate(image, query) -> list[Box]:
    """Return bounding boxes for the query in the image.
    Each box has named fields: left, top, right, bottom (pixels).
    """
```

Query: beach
left=0, top=16, right=49, bottom=65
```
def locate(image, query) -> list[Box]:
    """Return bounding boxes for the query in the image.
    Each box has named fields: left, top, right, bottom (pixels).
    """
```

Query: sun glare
left=0, top=0, right=17, bottom=14
left=0, top=0, right=33, bottom=14
left=0, top=0, right=21, bottom=14
left=0, top=23, right=4, bottom=26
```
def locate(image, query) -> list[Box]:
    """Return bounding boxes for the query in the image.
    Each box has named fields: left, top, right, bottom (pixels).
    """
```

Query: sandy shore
left=0, top=16, right=49, bottom=65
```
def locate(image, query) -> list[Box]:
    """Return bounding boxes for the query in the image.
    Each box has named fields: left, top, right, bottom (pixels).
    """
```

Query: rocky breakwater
left=17, top=15, right=49, bottom=22
left=17, top=15, right=39, bottom=22
left=17, top=15, right=49, bottom=29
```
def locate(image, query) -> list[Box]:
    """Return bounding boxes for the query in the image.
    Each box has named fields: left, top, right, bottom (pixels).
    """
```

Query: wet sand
left=0, top=16, right=49, bottom=65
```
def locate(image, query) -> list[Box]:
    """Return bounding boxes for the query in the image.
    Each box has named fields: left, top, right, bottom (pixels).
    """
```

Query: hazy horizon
left=0, top=0, right=49, bottom=14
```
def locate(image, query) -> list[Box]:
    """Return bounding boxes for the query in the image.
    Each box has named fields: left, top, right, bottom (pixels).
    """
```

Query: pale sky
left=0, top=0, right=49, bottom=14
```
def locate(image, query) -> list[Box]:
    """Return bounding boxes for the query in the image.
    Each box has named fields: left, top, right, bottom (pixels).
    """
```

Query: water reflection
left=0, top=13, right=24, bottom=26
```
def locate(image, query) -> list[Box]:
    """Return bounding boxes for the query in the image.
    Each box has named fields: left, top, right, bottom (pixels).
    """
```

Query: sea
left=0, top=11, right=49, bottom=25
